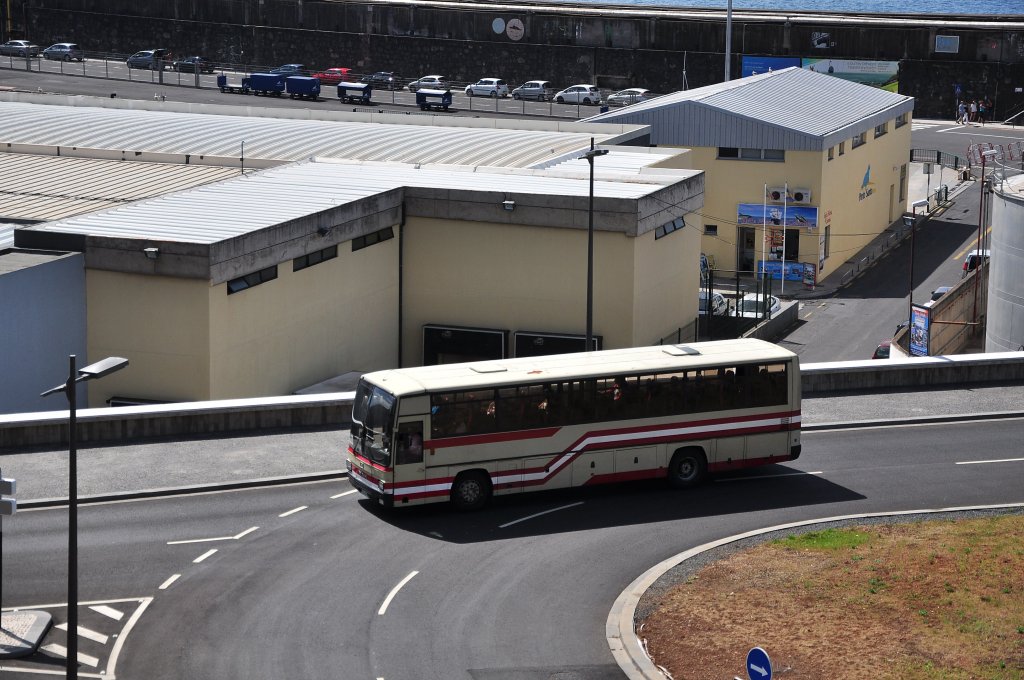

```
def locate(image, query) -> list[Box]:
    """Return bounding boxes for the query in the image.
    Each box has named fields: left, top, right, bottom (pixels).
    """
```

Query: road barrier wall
left=2, top=353, right=1023, bottom=448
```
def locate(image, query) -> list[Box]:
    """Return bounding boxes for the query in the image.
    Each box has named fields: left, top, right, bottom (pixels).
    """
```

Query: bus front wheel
left=451, top=471, right=492, bottom=511
left=668, top=448, right=707, bottom=488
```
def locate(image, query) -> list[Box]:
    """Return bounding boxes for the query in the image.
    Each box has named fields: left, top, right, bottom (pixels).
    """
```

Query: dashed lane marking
left=378, top=571, right=419, bottom=616
left=158, top=574, right=180, bottom=590
left=956, top=457, right=1024, bottom=465
left=331, top=489, right=358, bottom=499
left=193, top=549, right=217, bottom=563
left=167, top=526, right=259, bottom=544
left=278, top=505, right=308, bottom=517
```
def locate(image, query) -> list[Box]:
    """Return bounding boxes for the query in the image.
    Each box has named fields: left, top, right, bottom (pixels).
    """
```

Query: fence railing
left=910, top=148, right=967, bottom=170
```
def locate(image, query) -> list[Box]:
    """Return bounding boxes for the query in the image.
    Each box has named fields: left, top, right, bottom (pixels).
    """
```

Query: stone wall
left=9, top=0, right=1024, bottom=119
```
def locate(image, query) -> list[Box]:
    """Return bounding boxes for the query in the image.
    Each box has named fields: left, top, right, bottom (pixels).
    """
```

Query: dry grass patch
left=640, top=516, right=1024, bottom=679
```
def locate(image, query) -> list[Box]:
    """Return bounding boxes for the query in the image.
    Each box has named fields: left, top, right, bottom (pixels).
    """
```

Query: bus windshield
left=351, top=380, right=396, bottom=466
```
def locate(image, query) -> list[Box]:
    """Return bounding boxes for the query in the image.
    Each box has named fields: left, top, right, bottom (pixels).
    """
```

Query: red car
left=313, top=67, right=352, bottom=85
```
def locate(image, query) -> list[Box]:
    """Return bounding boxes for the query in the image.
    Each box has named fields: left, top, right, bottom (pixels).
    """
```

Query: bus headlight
left=378, top=479, right=386, bottom=491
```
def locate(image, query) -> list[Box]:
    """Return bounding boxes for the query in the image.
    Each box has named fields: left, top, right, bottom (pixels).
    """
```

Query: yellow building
left=589, top=67, right=914, bottom=285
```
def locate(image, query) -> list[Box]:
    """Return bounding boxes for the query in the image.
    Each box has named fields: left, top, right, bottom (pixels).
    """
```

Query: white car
left=407, top=75, right=448, bottom=92
left=606, top=88, right=653, bottom=107
left=699, top=291, right=730, bottom=316
left=554, top=84, right=602, bottom=105
left=465, top=77, right=509, bottom=98
left=736, top=294, right=781, bottom=319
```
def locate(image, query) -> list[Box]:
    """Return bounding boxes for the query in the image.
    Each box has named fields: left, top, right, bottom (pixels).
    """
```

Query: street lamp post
left=41, top=355, right=129, bottom=680
left=906, top=199, right=930, bottom=322
left=583, top=138, right=608, bottom=351
left=974, top=149, right=999, bottom=324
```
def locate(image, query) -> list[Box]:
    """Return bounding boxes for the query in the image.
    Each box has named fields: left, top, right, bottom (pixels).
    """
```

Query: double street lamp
left=41, top=355, right=129, bottom=680
left=583, top=139, right=609, bottom=351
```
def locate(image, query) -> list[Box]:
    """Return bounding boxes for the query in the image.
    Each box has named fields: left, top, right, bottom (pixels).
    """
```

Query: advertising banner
left=802, top=58, right=899, bottom=91
left=737, top=203, right=819, bottom=230
left=909, top=305, right=931, bottom=357
left=758, top=260, right=811, bottom=282
left=741, top=56, right=802, bottom=77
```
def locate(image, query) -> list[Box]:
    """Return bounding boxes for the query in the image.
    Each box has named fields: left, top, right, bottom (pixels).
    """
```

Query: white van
left=961, top=249, right=990, bottom=278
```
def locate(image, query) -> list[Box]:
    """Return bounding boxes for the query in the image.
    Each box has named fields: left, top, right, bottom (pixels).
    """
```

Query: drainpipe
left=398, top=202, right=406, bottom=367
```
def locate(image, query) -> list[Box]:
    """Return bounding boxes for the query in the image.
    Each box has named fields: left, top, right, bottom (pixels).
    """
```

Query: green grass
left=775, top=527, right=872, bottom=551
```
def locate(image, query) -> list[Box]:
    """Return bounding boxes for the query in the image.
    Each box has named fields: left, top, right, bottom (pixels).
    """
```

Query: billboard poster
left=741, top=56, right=801, bottom=77
left=758, top=260, right=810, bottom=282
left=909, top=305, right=931, bottom=357
left=737, top=203, right=819, bottom=230
left=802, top=58, right=899, bottom=92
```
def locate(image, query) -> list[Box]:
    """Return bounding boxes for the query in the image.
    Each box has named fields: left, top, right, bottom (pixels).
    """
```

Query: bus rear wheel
left=668, top=448, right=707, bottom=488
left=450, top=471, right=492, bottom=511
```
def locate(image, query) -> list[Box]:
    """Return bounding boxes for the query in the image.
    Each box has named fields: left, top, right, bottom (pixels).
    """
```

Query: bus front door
left=392, top=420, right=425, bottom=505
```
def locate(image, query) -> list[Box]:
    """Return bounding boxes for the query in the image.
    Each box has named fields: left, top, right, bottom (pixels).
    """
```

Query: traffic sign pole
left=0, top=470, right=16, bottom=620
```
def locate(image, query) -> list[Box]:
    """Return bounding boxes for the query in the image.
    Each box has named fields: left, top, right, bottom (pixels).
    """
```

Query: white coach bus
left=347, top=338, right=801, bottom=510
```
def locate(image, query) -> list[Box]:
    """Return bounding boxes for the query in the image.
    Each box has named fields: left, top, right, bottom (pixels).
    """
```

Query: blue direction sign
left=746, top=647, right=772, bottom=680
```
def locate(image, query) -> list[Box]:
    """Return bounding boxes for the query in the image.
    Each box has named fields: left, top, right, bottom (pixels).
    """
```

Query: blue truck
left=286, top=76, right=321, bottom=100
left=416, top=88, right=452, bottom=112
left=217, top=74, right=251, bottom=94
left=248, top=73, right=286, bottom=97
left=337, top=82, right=372, bottom=104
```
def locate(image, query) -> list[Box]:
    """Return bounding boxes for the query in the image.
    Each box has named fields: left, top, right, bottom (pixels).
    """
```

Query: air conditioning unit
left=766, top=186, right=787, bottom=202
left=789, top=188, right=813, bottom=204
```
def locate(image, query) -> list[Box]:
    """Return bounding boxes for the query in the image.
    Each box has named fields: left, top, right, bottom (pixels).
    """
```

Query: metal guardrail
left=910, top=148, right=967, bottom=171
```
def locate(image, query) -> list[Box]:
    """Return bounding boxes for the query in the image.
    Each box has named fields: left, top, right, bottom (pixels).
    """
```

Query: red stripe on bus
left=581, top=468, right=668, bottom=486
left=425, top=426, right=562, bottom=450
left=351, top=450, right=392, bottom=473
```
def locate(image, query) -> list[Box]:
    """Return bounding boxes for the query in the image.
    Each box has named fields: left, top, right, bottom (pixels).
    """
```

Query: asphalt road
left=3, top=416, right=1023, bottom=679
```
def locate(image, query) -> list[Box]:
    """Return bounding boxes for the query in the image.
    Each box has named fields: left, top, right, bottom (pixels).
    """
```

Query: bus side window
left=395, top=421, right=424, bottom=465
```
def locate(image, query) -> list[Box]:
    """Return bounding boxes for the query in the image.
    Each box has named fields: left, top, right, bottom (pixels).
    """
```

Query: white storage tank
left=986, top=172, right=1024, bottom=352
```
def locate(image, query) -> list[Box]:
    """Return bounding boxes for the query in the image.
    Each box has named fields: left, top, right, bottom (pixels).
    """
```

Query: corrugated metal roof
left=0, top=154, right=241, bottom=222
left=0, top=101, right=628, bottom=168
left=31, top=157, right=693, bottom=244
left=0, top=223, right=16, bottom=249
left=587, top=67, right=914, bottom=150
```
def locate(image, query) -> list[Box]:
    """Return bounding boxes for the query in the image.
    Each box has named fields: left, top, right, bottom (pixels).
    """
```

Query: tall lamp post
left=583, top=139, right=608, bottom=351
left=974, top=149, right=999, bottom=324
left=41, top=355, right=129, bottom=680
left=906, top=198, right=930, bottom=321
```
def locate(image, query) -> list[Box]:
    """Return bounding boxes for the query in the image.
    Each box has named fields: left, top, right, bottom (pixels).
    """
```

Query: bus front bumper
left=348, top=467, right=393, bottom=508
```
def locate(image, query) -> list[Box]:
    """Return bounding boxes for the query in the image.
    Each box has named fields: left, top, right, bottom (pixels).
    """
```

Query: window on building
left=828, top=146, right=834, bottom=161
left=874, top=122, right=888, bottom=138
left=352, top=227, right=394, bottom=252
left=704, top=224, right=718, bottom=236
left=293, top=244, right=338, bottom=272
left=655, top=216, right=685, bottom=240
left=852, top=131, right=867, bottom=148
left=762, top=149, right=785, bottom=161
left=227, top=265, right=278, bottom=295
left=838, top=141, right=845, bottom=156
left=899, top=163, right=907, bottom=201
left=717, top=147, right=739, bottom=159
left=895, top=113, right=908, bottom=128
left=717, top=147, right=784, bottom=162
left=824, top=225, right=831, bottom=259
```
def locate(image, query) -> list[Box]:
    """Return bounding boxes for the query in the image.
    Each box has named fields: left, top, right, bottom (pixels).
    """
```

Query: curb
left=802, top=409, right=1024, bottom=431
left=16, top=471, right=347, bottom=509
left=606, top=502, right=1024, bottom=680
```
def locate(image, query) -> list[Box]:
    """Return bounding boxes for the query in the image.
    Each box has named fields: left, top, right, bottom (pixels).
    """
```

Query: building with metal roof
left=0, top=94, right=704, bottom=408
left=587, top=67, right=915, bottom=283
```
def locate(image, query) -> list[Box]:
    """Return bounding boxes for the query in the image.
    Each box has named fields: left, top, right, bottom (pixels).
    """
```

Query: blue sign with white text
left=746, top=647, right=772, bottom=680
left=741, top=56, right=802, bottom=77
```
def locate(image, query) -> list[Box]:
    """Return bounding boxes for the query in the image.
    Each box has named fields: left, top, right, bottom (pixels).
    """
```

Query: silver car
left=1, top=40, right=40, bottom=57
left=43, top=42, right=85, bottom=61
left=465, top=77, right=509, bottom=98
left=407, top=75, right=448, bottom=92
left=606, top=88, right=654, bottom=107
left=511, top=80, right=554, bottom=101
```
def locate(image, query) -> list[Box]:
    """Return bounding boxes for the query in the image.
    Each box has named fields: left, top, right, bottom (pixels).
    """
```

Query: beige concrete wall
left=631, top=221, right=701, bottom=344
left=401, top=217, right=641, bottom=365
left=208, top=237, right=400, bottom=399
left=86, top=270, right=211, bottom=406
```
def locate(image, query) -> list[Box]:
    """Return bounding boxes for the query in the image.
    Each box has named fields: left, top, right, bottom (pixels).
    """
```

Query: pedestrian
left=957, top=100, right=967, bottom=124
left=970, top=100, right=978, bottom=122
left=978, top=98, right=987, bottom=125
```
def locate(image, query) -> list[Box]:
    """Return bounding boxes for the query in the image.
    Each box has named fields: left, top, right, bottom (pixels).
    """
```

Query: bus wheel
left=450, top=471, right=492, bottom=511
left=668, top=448, right=707, bottom=488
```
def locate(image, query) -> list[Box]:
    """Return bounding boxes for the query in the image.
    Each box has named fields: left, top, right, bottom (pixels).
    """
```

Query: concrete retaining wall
left=3, top=353, right=1023, bottom=448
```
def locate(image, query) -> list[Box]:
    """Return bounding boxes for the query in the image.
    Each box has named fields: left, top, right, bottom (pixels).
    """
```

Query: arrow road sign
left=746, top=646, right=772, bottom=680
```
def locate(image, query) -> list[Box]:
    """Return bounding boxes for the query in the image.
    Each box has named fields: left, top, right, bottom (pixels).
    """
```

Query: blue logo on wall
left=859, top=165, right=874, bottom=201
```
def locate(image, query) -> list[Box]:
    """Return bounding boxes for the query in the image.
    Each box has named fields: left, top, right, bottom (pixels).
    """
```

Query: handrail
left=1004, top=107, right=1024, bottom=126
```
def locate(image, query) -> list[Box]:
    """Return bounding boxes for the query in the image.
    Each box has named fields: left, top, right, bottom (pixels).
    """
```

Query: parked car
left=924, top=285, right=952, bottom=307
left=465, top=77, right=509, bottom=98
left=126, top=49, right=172, bottom=70
left=42, top=42, right=84, bottom=61
left=699, top=291, right=730, bottom=316
left=365, top=71, right=398, bottom=90
left=511, top=80, right=555, bottom=101
left=1, top=39, right=40, bottom=57
left=554, top=84, right=602, bottom=105
left=961, top=249, right=990, bottom=278
left=271, top=63, right=307, bottom=76
left=173, top=55, right=215, bottom=73
left=407, top=75, right=448, bottom=92
left=312, top=67, right=351, bottom=85
left=606, top=87, right=654, bottom=107
left=736, top=293, right=781, bottom=318
left=871, top=340, right=891, bottom=359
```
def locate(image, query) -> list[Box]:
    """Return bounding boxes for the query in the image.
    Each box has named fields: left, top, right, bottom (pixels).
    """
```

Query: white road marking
left=40, top=644, right=100, bottom=667
left=956, top=457, right=1024, bottom=465
left=331, top=489, right=358, bottom=498
left=89, top=604, right=124, bottom=621
left=0, top=667, right=105, bottom=677
left=378, top=571, right=419, bottom=616
left=193, top=549, right=217, bottom=563
left=54, top=623, right=108, bottom=644
left=106, top=598, right=152, bottom=679
left=167, top=526, right=259, bottom=544
left=279, top=505, right=308, bottom=517
left=715, top=471, right=823, bottom=483
left=158, top=574, right=180, bottom=590
left=499, top=501, right=585, bottom=529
